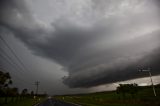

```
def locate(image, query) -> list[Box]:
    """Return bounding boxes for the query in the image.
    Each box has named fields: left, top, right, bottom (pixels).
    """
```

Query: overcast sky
left=0, top=0, right=160, bottom=95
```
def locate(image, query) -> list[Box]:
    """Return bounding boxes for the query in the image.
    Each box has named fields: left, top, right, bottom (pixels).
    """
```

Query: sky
left=0, top=0, right=160, bottom=95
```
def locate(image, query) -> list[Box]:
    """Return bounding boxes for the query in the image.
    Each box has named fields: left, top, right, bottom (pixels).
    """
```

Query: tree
left=21, top=89, right=28, bottom=99
left=0, top=71, right=12, bottom=89
left=31, top=91, right=34, bottom=96
left=0, top=71, right=12, bottom=104
left=116, top=83, right=139, bottom=99
left=116, top=84, right=128, bottom=98
left=10, top=87, right=19, bottom=102
left=128, top=83, right=138, bottom=98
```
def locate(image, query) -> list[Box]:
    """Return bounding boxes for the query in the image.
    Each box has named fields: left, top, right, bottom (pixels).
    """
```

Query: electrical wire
left=0, top=35, right=30, bottom=72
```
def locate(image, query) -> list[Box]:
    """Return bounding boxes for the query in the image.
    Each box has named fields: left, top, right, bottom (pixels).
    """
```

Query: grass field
left=54, top=86, right=160, bottom=106
left=0, top=97, right=46, bottom=106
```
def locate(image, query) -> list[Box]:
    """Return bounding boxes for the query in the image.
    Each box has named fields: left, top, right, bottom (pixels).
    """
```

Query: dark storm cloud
left=0, top=0, right=160, bottom=88
left=63, top=34, right=160, bottom=87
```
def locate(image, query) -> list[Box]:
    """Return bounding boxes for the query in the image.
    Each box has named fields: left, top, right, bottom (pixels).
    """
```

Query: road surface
left=35, top=98, right=81, bottom=106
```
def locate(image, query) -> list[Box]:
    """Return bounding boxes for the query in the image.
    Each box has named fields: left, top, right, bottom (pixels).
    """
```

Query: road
left=35, top=98, right=81, bottom=106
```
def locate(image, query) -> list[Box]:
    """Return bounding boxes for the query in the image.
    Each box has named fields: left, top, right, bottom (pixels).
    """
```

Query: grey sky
left=0, top=0, right=160, bottom=94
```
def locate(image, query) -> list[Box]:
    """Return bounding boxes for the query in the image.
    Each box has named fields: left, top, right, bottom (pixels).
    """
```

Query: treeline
left=116, top=83, right=160, bottom=99
left=0, top=71, right=46, bottom=105
left=116, top=83, right=139, bottom=98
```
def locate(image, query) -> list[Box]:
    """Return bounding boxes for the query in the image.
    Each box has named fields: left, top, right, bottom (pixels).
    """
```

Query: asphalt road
left=36, top=98, right=81, bottom=106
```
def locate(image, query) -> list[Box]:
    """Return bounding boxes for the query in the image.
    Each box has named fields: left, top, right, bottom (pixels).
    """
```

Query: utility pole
left=139, top=68, right=156, bottom=96
left=35, top=81, right=40, bottom=96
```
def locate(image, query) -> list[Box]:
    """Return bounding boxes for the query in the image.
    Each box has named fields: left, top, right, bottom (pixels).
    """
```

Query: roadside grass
left=1, top=97, right=46, bottom=106
left=2, top=98, right=34, bottom=106
left=54, top=87, right=160, bottom=106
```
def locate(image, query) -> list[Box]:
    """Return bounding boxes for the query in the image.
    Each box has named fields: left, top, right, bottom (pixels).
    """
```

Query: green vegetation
left=0, top=71, right=47, bottom=106
left=1, top=97, right=46, bottom=106
left=54, top=84, right=160, bottom=106
left=2, top=98, right=37, bottom=106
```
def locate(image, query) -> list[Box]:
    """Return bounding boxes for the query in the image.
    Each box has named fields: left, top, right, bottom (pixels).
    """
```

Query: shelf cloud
left=0, top=0, right=160, bottom=88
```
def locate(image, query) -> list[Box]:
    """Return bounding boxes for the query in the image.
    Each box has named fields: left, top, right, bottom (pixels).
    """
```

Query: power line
left=0, top=48, right=26, bottom=73
left=0, top=52, right=20, bottom=72
left=0, top=48, right=34, bottom=85
left=0, top=66, right=31, bottom=85
left=0, top=54, right=28, bottom=80
left=0, top=35, right=30, bottom=72
left=0, top=35, right=33, bottom=86
left=0, top=35, right=41, bottom=92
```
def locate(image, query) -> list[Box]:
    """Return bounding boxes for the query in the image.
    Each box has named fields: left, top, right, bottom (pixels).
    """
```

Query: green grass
left=1, top=97, right=46, bottom=106
left=3, top=98, right=35, bottom=106
left=54, top=87, right=160, bottom=106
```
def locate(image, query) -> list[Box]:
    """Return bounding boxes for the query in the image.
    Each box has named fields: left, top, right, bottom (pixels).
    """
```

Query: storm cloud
left=0, top=0, right=160, bottom=88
